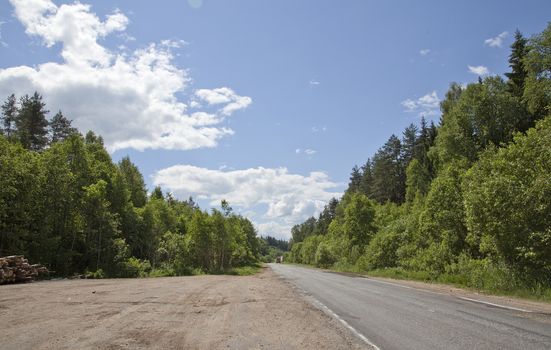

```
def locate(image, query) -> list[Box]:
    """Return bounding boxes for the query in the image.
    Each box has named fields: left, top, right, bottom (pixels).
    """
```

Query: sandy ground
left=0, top=266, right=367, bottom=350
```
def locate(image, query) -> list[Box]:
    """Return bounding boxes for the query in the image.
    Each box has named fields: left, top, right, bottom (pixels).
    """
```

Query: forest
left=0, top=93, right=261, bottom=277
left=287, top=26, right=551, bottom=296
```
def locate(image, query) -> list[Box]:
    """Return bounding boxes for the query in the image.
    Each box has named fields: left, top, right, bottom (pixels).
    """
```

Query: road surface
left=270, top=263, right=551, bottom=350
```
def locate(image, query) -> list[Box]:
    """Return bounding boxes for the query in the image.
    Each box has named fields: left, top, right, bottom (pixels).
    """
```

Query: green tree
left=119, top=157, right=147, bottom=207
left=523, top=23, right=551, bottom=119
left=464, top=116, right=551, bottom=280
left=16, top=92, right=49, bottom=151
left=1, top=94, right=17, bottom=138
left=506, top=30, right=529, bottom=98
left=49, top=111, right=77, bottom=143
left=342, top=193, right=377, bottom=248
left=370, top=135, right=404, bottom=203
left=347, top=165, right=362, bottom=193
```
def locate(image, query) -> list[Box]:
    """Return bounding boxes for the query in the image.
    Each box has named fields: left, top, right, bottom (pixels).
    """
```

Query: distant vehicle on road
left=275, top=256, right=283, bottom=263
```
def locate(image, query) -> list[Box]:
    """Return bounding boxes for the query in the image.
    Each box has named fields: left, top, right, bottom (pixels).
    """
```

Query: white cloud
left=153, top=165, right=342, bottom=239
left=304, top=149, right=316, bottom=155
left=256, top=221, right=293, bottom=240
left=295, top=148, right=301, bottom=154
left=309, top=80, right=320, bottom=85
left=419, top=49, right=431, bottom=56
left=0, top=0, right=251, bottom=152
left=195, top=87, right=252, bottom=116
left=401, top=90, right=440, bottom=117
left=484, top=31, right=508, bottom=48
left=468, top=65, right=490, bottom=76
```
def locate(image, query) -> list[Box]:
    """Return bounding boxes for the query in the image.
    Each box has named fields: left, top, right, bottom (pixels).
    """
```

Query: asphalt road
left=269, top=263, right=551, bottom=350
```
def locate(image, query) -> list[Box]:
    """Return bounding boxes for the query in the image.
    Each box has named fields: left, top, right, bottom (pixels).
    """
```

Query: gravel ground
left=0, top=266, right=368, bottom=350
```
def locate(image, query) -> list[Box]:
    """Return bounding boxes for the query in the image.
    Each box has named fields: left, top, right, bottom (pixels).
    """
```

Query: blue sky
left=1, top=0, right=550, bottom=239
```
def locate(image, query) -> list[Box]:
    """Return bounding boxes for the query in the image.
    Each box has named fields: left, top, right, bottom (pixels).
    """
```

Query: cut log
left=0, top=255, right=49, bottom=285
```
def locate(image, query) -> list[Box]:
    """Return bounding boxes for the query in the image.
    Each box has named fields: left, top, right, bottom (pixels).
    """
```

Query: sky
left=1, top=0, right=550, bottom=239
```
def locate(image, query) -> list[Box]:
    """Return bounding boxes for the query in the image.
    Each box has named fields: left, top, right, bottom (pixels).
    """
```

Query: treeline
left=0, top=94, right=259, bottom=277
left=288, top=27, right=551, bottom=292
left=259, top=235, right=289, bottom=263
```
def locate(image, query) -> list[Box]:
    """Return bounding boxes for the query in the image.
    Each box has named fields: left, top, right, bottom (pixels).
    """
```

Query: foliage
left=464, top=116, right=551, bottom=282
left=287, top=23, right=551, bottom=296
left=0, top=96, right=260, bottom=277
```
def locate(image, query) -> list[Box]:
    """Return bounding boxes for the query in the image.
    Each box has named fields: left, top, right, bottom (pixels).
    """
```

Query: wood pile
left=0, top=255, right=49, bottom=284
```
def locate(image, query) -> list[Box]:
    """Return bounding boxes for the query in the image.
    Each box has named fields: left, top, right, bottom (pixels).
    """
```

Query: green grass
left=146, top=263, right=262, bottom=277
left=216, top=263, right=263, bottom=276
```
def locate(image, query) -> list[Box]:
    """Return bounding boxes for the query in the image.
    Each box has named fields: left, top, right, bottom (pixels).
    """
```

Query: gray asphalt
left=269, top=263, right=551, bottom=350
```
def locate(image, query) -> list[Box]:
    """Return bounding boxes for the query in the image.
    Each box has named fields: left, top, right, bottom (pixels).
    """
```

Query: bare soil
left=0, top=266, right=367, bottom=350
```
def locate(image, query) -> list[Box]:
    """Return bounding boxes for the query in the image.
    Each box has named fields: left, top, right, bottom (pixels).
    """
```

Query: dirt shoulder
left=0, top=266, right=368, bottom=350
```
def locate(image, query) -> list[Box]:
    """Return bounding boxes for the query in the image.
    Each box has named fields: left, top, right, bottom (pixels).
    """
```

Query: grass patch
left=209, top=263, right=263, bottom=276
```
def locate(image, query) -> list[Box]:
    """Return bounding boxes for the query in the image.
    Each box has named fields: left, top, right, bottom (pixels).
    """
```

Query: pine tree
left=505, top=30, right=528, bottom=98
left=371, top=135, right=405, bottom=203
left=1, top=94, right=17, bottom=138
left=16, top=92, right=49, bottom=151
left=359, top=159, right=373, bottom=196
left=347, top=165, right=362, bottom=193
left=401, top=123, right=418, bottom=165
left=50, top=111, right=77, bottom=144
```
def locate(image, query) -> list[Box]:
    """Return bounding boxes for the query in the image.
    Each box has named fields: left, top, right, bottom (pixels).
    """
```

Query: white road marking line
left=458, top=297, right=531, bottom=313
left=303, top=290, right=381, bottom=350
left=365, top=277, right=532, bottom=313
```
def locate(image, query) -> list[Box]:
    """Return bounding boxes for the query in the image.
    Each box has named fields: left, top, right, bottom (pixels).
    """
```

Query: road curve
left=269, top=263, right=551, bottom=350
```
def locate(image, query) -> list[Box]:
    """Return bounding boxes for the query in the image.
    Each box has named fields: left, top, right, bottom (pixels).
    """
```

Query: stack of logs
left=0, top=256, right=49, bottom=284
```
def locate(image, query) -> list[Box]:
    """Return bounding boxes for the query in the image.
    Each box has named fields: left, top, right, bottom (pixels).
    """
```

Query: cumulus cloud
left=419, top=49, right=431, bottom=56
left=0, top=0, right=251, bottom=152
left=309, top=80, right=320, bottom=85
left=484, top=31, right=508, bottom=48
left=153, top=165, right=342, bottom=239
left=468, top=65, right=490, bottom=76
left=401, top=91, right=440, bottom=117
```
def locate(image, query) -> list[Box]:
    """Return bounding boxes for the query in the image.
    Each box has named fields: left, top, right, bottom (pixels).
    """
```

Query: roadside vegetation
left=0, top=98, right=261, bottom=277
left=286, top=26, right=551, bottom=300
left=259, top=235, right=289, bottom=263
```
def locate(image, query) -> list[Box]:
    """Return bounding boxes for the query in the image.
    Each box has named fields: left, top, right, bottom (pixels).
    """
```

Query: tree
left=342, top=193, right=377, bottom=248
left=1, top=94, right=17, bottom=138
left=316, top=198, right=339, bottom=235
left=151, top=186, right=164, bottom=200
left=431, top=77, right=527, bottom=167
left=464, top=117, right=551, bottom=281
left=49, top=111, right=77, bottom=143
left=119, top=157, right=147, bottom=207
left=221, top=199, right=233, bottom=217
left=401, top=123, right=418, bottom=165
left=347, top=165, right=362, bottom=193
left=359, top=159, right=373, bottom=196
left=523, top=23, right=551, bottom=120
left=16, top=92, right=49, bottom=151
left=370, top=135, right=405, bottom=203
left=505, top=30, right=529, bottom=98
